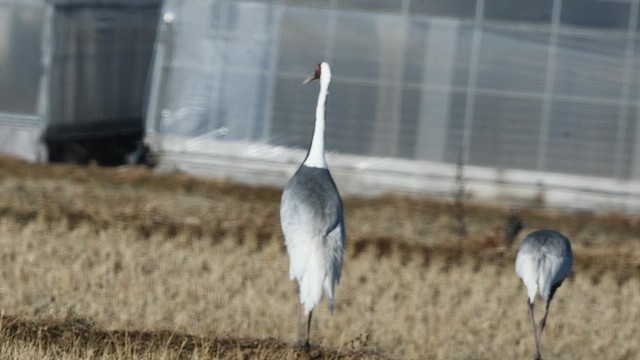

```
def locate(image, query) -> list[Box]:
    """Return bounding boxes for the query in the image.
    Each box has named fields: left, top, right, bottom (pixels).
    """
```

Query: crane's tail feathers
left=324, top=276, right=336, bottom=314
left=516, top=253, right=541, bottom=303
left=298, top=242, right=326, bottom=315
left=324, top=223, right=344, bottom=314
left=288, top=228, right=344, bottom=316
left=300, top=272, right=323, bottom=315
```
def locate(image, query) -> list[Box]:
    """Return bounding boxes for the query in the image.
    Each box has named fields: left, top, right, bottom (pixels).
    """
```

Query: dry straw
left=0, top=155, right=638, bottom=359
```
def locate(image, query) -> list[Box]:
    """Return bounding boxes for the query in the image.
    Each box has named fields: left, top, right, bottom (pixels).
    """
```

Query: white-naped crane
left=280, top=62, right=345, bottom=347
left=515, top=229, right=573, bottom=360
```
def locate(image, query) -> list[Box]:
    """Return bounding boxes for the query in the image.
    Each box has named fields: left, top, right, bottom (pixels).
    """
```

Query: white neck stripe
left=303, top=63, right=331, bottom=169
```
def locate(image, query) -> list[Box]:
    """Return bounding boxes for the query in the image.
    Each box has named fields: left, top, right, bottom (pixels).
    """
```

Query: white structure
left=145, top=0, right=640, bottom=213
left=3, top=0, right=640, bottom=213
left=0, top=1, right=47, bottom=161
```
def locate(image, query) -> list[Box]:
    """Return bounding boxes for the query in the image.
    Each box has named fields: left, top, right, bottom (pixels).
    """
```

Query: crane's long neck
left=303, top=79, right=329, bottom=169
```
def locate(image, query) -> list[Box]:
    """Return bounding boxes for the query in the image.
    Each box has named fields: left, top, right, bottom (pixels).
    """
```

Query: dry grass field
left=0, top=155, right=638, bottom=359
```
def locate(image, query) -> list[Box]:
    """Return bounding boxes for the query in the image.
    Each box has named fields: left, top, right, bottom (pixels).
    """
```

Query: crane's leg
left=305, top=310, right=313, bottom=348
left=536, top=301, right=552, bottom=350
left=539, top=301, right=551, bottom=334
left=295, top=283, right=301, bottom=343
left=528, top=300, right=541, bottom=360
left=296, top=301, right=302, bottom=342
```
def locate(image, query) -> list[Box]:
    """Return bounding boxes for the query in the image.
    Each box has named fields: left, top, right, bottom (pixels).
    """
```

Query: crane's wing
left=516, top=230, right=573, bottom=303
left=539, top=237, right=573, bottom=301
left=280, top=167, right=343, bottom=239
left=515, top=249, right=540, bottom=303
left=280, top=171, right=343, bottom=278
left=279, top=166, right=345, bottom=313
left=323, top=220, right=345, bottom=313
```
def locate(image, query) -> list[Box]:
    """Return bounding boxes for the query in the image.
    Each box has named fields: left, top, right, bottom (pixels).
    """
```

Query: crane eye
left=315, top=63, right=321, bottom=78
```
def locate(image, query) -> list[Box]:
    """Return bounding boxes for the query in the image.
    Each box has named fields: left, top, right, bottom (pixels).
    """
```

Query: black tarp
left=44, top=0, right=162, bottom=165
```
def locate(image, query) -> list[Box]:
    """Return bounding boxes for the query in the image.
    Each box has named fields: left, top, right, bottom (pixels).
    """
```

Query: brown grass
left=0, top=155, right=638, bottom=359
left=0, top=315, right=384, bottom=359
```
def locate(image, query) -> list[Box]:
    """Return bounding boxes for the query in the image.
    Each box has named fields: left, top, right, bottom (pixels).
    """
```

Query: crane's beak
left=303, top=74, right=319, bottom=85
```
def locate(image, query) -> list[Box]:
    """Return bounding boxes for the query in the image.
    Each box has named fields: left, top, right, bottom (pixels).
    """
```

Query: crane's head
left=303, top=62, right=331, bottom=85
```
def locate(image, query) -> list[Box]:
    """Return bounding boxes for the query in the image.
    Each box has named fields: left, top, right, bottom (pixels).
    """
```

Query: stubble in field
left=0, top=156, right=638, bottom=359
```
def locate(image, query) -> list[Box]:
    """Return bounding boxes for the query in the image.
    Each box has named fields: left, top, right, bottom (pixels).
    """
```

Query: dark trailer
left=45, top=0, right=161, bottom=165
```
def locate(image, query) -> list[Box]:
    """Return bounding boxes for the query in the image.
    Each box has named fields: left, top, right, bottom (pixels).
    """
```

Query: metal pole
left=461, top=0, right=485, bottom=165
left=536, top=0, right=562, bottom=172
left=613, top=0, right=639, bottom=179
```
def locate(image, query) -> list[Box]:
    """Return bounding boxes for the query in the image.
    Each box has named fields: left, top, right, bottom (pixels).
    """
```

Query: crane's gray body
left=515, top=229, right=573, bottom=303
left=283, top=165, right=343, bottom=238
left=280, top=164, right=345, bottom=315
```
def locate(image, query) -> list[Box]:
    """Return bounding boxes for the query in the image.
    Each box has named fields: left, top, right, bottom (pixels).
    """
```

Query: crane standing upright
left=515, top=229, right=573, bottom=360
left=280, top=62, right=345, bottom=347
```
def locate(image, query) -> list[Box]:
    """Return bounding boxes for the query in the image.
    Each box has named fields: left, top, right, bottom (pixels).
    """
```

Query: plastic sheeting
left=146, top=0, right=640, bottom=183
left=0, top=115, right=46, bottom=162
left=0, top=2, right=44, bottom=115
left=0, top=1, right=46, bottom=161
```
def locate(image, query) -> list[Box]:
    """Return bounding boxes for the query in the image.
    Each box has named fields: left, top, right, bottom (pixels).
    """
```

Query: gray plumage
left=515, top=229, right=573, bottom=360
left=279, top=62, right=344, bottom=347
left=280, top=164, right=345, bottom=314
left=283, top=165, right=343, bottom=239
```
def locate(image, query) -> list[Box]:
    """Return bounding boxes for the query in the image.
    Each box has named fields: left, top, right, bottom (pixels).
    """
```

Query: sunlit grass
left=0, top=155, right=638, bottom=359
